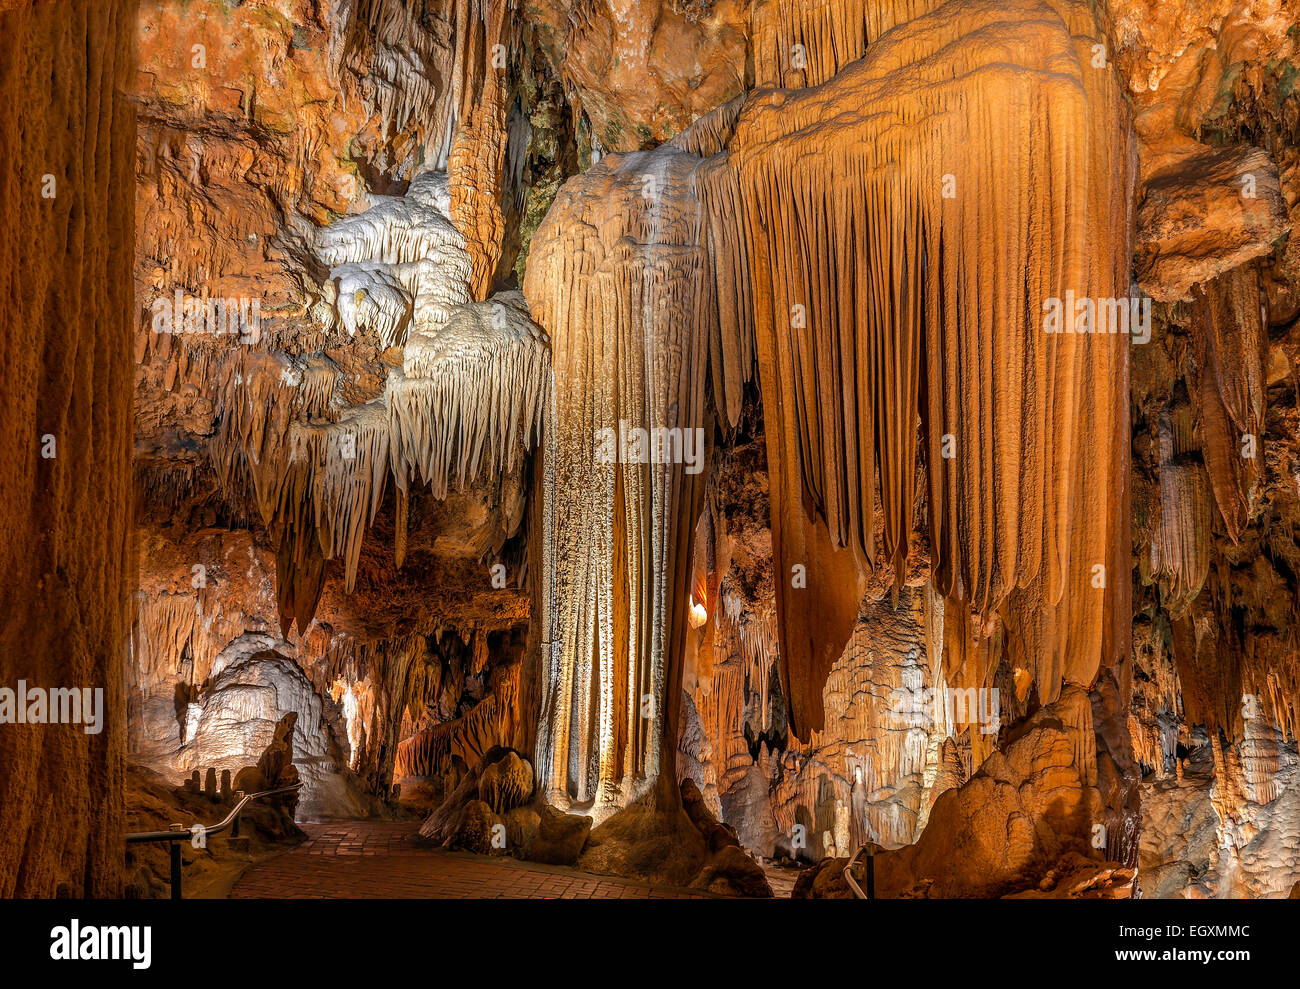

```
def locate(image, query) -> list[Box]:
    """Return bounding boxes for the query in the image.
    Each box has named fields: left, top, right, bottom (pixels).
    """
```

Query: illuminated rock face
left=1119, top=0, right=1300, bottom=898
left=869, top=685, right=1106, bottom=897
left=525, top=146, right=712, bottom=816
left=126, top=0, right=550, bottom=835
left=727, top=0, right=1136, bottom=741
left=140, top=633, right=371, bottom=821
left=0, top=0, right=136, bottom=898
left=524, top=0, right=1137, bottom=837
left=526, top=0, right=751, bottom=152
left=37, top=0, right=1296, bottom=897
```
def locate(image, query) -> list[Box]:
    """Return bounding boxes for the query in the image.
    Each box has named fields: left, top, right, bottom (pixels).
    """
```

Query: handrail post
left=169, top=841, right=182, bottom=901
left=125, top=782, right=301, bottom=901
left=843, top=842, right=878, bottom=899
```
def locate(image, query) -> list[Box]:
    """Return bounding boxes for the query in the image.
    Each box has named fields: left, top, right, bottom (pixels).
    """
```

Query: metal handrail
left=844, top=842, right=876, bottom=899
left=126, top=782, right=303, bottom=899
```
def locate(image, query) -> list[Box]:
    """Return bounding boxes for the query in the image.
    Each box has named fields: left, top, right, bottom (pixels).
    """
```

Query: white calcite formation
left=316, top=171, right=471, bottom=350
left=390, top=291, right=548, bottom=500
left=140, top=633, right=371, bottom=820
left=229, top=171, right=551, bottom=632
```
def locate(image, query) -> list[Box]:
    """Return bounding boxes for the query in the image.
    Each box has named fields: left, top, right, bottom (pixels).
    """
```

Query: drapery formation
left=524, top=148, right=711, bottom=815
left=749, top=0, right=943, bottom=88
left=724, top=0, right=1136, bottom=736
left=524, top=0, right=1137, bottom=807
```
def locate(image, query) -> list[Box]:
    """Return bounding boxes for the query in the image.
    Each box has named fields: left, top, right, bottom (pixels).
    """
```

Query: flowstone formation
left=514, top=0, right=1139, bottom=892
left=525, top=145, right=712, bottom=818
left=730, top=0, right=1136, bottom=747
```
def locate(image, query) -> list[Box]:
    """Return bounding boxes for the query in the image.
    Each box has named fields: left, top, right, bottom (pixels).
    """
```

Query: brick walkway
left=230, top=822, right=717, bottom=899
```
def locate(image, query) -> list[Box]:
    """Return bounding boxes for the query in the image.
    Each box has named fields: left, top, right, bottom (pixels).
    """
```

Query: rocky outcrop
left=1136, top=147, right=1290, bottom=302
left=791, top=857, right=853, bottom=899
left=123, top=763, right=303, bottom=898
left=424, top=749, right=771, bottom=891
left=573, top=783, right=771, bottom=895
left=867, top=687, right=1107, bottom=898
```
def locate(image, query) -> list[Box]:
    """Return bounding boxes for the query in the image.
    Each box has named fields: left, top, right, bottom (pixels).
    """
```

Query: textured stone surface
left=0, top=0, right=136, bottom=898
left=13, top=0, right=1298, bottom=901
left=1136, top=146, right=1290, bottom=302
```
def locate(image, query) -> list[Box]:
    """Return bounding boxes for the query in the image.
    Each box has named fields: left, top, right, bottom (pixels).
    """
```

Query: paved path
left=230, top=822, right=716, bottom=899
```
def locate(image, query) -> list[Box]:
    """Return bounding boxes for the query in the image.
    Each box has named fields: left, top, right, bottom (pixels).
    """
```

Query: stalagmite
left=766, top=588, right=955, bottom=854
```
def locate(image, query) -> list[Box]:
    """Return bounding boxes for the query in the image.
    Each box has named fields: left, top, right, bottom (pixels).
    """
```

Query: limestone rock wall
left=0, top=0, right=137, bottom=897
left=99, top=0, right=1300, bottom=898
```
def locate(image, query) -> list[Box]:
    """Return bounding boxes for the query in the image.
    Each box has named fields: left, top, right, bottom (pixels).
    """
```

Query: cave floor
left=229, top=822, right=722, bottom=899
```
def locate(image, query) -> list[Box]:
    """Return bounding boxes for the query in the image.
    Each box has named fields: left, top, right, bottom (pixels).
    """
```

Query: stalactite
left=749, top=0, right=944, bottom=88
left=210, top=350, right=306, bottom=528
left=447, top=0, right=514, bottom=298
left=389, top=292, right=549, bottom=498
left=1130, top=613, right=1182, bottom=776
left=287, top=404, right=392, bottom=593
left=696, top=153, right=757, bottom=430
left=211, top=173, right=549, bottom=633
left=394, top=694, right=500, bottom=776
left=524, top=145, right=711, bottom=816
left=716, top=589, right=780, bottom=734
left=131, top=592, right=253, bottom=698
left=720, top=0, right=1135, bottom=734
left=1190, top=265, right=1268, bottom=542
left=327, top=0, right=458, bottom=169
left=328, top=0, right=514, bottom=295
left=1146, top=404, right=1213, bottom=613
